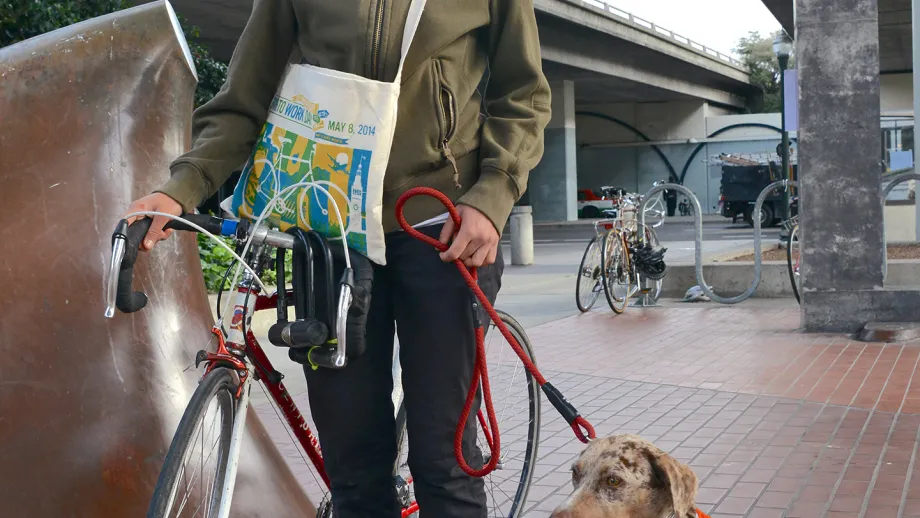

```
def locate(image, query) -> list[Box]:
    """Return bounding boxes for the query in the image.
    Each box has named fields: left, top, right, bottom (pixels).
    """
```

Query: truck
left=719, top=162, right=797, bottom=227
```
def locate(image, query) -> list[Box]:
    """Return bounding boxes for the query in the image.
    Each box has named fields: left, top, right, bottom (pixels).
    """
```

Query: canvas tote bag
left=228, top=0, right=427, bottom=265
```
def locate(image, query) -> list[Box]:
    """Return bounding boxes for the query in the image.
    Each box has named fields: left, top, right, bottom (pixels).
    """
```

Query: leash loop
left=395, top=187, right=597, bottom=477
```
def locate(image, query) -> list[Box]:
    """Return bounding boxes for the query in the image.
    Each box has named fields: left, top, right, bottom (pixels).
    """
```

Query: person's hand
left=124, top=193, right=184, bottom=251
left=439, top=205, right=500, bottom=268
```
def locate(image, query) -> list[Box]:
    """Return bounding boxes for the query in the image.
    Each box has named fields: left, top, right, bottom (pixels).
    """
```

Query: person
left=124, top=1, right=551, bottom=516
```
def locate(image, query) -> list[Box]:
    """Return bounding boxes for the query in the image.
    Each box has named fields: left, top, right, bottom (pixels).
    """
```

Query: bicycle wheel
left=602, top=231, right=630, bottom=314
left=147, top=368, right=236, bottom=518
left=395, top=310, right=541, bottom=518
left=787, top=224, right=802, bottom=304
left=575, top=236, right=603, bottom=313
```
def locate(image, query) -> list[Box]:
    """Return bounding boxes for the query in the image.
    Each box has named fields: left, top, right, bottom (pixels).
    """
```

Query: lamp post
left=773, top=31, right=794, bottom=222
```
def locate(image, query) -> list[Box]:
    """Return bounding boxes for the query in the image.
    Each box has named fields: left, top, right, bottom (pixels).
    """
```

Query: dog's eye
left=607, top=476, right=622, bottom=487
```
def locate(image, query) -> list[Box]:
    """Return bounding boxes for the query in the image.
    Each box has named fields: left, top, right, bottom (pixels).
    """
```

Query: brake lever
left=334, top=269, right=355, bottom=369
left=104, top=221, right=129, bottom=318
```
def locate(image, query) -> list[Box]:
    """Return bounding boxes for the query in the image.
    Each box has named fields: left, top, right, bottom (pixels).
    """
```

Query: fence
left=576, top=0, right=745, bottom=68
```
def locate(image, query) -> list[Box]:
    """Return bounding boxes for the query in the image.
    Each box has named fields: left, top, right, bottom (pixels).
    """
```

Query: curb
left=661, top=260, right=920, bottom=298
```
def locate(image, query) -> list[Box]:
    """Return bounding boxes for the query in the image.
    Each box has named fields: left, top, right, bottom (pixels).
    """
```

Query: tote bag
left=228, top=0, right=427, bottom=265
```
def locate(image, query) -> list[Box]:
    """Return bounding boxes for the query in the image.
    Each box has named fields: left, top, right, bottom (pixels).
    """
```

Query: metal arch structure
left=576, top=111, right=680, bottom=183
left=881, top=171, right=920, bottom=280
left=678, top=123, right=799, bottom=184
left=0, top=2, right=316, bottom=516
left=639, top=180, right=796, bottom=304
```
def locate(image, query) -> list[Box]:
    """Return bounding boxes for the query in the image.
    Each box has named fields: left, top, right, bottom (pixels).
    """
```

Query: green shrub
left=197, top=233, right=293, bottom=293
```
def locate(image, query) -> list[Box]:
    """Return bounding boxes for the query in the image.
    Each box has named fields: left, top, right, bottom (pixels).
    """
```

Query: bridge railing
left=579, top=0, right=745, bottom=68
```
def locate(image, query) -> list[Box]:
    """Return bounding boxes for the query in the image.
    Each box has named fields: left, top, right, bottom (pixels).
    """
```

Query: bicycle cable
left=216, top=181, right=351, bottom=327
left=122, top=210, right=268, bottom=293
left=395, top=187, right=597, bottom=478
left=215, top=258, right=237, bottom=320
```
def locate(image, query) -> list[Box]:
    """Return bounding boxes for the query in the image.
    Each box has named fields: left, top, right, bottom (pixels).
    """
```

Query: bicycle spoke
left=172, top=399, right=224, bottom=517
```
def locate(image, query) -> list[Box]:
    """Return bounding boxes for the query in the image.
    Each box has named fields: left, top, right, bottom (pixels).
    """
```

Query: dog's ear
left=644, top=448, right=698, bottom=518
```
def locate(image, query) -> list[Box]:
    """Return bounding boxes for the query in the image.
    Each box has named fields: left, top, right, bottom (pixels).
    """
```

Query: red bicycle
left=105, top=210, right=541, bottom=518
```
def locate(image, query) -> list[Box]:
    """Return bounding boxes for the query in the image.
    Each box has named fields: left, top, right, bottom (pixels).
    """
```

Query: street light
left=773, top=31, right=794, bottom=223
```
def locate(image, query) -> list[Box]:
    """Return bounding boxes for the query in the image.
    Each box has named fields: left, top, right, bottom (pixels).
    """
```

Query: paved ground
left=249, top=301, right=920, bottom=518
left=227, top=218, right=920, bottom=518
left=502, top=218, right=782, bottom=245
left=494, top=219, right=779, bottom=329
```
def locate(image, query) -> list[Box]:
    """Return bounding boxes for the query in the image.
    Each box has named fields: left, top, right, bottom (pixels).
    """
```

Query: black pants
left=305, top=224, right=504, bottom=517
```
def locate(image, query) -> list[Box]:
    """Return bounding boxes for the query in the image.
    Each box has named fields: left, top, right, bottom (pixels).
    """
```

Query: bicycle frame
left=205, top=272, right=422, bottom=518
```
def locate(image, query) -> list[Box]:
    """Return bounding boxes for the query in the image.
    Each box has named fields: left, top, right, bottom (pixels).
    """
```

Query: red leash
left=395, top=187, right=596, bottom=477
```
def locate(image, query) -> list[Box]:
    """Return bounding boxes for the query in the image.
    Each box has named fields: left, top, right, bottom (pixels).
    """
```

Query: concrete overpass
left=762, top=0, right=911, bottom=73
left=175, top=0, right=754, bottom=108
left=172, top=0, right=758, bottom=221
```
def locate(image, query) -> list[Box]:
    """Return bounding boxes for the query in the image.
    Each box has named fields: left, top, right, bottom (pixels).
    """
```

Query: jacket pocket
left=433, top=59, right=461, bottom=188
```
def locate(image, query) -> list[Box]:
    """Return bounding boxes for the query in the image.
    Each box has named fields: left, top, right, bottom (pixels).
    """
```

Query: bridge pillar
left=530, top=80, right=578, bottom=222
left=797, top=0, right=920, bottom=332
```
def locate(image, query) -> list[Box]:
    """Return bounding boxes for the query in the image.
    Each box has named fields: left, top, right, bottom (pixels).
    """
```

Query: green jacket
left=157, top=0, right=551, bottom=233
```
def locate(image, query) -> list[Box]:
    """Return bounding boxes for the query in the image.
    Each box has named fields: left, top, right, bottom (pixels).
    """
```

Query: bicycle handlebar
left=103, top=212, right=353, bottom=371
left=104, top=213, right=294, bottom=317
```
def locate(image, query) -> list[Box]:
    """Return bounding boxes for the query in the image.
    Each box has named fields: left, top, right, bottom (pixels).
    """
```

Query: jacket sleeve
left=457, top=0, right=552, bottom=233
left=155, top=0, right=297, bottom=212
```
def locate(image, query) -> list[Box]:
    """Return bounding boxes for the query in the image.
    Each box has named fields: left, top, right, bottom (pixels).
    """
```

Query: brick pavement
left=254, top=305, right=920, bottom=517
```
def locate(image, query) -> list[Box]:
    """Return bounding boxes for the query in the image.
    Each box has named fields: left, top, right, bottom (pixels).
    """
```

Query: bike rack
left=881, top=171, right=920, bottom=281
left=634, top=191, right=666, bottom=308
left=638, top=180, right=797, bottom=305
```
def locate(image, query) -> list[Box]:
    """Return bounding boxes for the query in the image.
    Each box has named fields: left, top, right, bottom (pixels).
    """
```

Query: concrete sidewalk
left=245, top=296, right=920, bottom=518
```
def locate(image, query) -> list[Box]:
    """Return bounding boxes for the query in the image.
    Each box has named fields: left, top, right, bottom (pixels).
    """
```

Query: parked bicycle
left=785, top=215, right=802, bottom=304
left=576, top=185, right=668, bottom=313
left=105, top=200, right=543, bottom=517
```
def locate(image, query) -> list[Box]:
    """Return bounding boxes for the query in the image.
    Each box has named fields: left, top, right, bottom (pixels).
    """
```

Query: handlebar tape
left=115, top=218, right=153, bottom=313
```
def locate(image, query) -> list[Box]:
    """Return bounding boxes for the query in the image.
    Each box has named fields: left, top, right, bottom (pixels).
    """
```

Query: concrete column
left=797, top=0, right=920, bottom=332
left=914, top=0, right=920, bottom=242
left=509, top=206, right=534, bottom=266
left=530, top=80, right=577, bottom=222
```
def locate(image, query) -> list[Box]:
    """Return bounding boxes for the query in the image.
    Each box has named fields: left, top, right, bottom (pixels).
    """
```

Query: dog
left=550, top=435, right=707, bottom=518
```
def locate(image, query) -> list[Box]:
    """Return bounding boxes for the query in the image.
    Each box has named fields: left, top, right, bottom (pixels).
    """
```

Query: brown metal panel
left=0, top=1, right=316, bottom=516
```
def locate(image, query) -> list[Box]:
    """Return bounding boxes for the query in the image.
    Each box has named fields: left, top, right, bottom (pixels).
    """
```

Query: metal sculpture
left=0, top=2, right=315, bottom=515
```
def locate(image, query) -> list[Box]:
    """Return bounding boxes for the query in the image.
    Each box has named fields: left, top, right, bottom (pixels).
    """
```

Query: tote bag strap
left=394, top=0, right=428, bottom=83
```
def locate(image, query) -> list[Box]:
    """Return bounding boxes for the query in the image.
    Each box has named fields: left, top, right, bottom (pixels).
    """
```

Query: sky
left=602, top=0, right=782, bottom=57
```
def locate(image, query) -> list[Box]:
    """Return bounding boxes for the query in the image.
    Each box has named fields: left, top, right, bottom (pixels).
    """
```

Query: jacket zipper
left=437, top=65, right=461, bottom=189
left=371, top=0, right=387, bottom=80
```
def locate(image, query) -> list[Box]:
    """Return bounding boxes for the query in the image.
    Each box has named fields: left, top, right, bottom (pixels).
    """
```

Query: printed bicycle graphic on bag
left=233, top=122, right=373, bottom=252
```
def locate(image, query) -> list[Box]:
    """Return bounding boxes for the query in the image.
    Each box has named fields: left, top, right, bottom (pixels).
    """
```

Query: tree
left=1, top=0, right=227, bottom=108
left=734, top=31, right=795, bottom=114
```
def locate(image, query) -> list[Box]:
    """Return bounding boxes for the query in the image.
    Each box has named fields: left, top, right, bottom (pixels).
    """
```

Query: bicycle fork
left=215, top=271, right=260, bottom=518
left=216, top=366, right=254, bottom=518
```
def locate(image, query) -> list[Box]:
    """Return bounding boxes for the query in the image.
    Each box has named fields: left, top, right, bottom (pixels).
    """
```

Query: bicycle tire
left=147, top=368, right=236, bottom=518
left=575, top=237, right=603, bottom=313
left=601, top=232, right=630, bottom=314
left=490, top=309, right=541, bottom=518
left=395, top=310, right=541, bottom=518
left=787, top=224, right=801, bottom=304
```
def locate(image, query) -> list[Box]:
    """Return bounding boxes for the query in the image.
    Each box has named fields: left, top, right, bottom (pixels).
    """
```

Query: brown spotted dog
left=550, top=435, right=708, bottom=518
